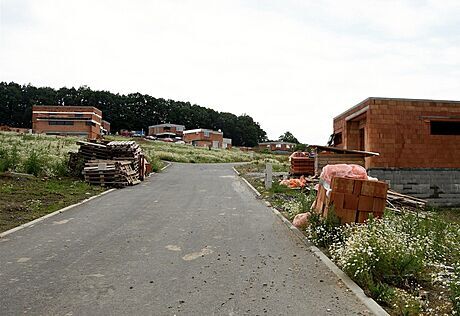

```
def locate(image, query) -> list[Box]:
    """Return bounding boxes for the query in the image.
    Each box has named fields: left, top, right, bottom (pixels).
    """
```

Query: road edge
left=160, top=161, right=172, bottom=171
left=232, top=167, right=389, bottom=316
left=0, top=188, right=117, bottom=239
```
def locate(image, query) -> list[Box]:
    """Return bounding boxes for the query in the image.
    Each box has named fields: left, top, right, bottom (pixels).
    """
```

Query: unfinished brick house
left=148, top=123, right=185, bottom=139
left=183, top=129, right=224, bottom=148
left=32, top=105, right=105, bottom=139
left=332, top=97, right=460, bottom=206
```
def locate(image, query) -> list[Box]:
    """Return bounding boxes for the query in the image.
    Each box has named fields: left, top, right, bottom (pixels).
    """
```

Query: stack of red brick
left=289, top=152, right=315, bottom=176
left=315, top=177, right=388, bottom=224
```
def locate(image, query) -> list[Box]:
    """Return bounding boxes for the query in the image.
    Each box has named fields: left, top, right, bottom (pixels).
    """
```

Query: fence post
left=265, top=163, right=272, bottom=189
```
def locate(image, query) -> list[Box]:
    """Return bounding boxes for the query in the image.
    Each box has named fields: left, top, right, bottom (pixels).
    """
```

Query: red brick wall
left=333, top=98, right=460, bottom=168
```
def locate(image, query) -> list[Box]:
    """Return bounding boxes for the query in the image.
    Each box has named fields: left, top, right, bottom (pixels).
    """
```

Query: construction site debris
left=386, top=190, right=427, bottom=211
left=293, top=212, right=310, bottom=228
left=280, top=176, right=308, bottom=188
left=319, top=164, right=368, bottom=186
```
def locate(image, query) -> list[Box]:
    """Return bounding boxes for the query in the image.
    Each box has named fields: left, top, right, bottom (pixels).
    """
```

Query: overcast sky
left=1, top=0, right=460, bottom=143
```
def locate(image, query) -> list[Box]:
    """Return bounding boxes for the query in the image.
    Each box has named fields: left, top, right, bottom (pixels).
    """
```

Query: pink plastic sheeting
left=293, top=213, right=310, bottom=229
left=319, top=164, right=368, bottom=185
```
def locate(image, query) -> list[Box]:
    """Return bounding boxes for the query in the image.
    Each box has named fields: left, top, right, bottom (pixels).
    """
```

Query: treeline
left=0, top=82, right=267, bottom=147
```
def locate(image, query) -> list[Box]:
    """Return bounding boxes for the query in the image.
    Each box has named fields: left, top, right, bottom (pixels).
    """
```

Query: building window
left=431, top=121, right=460, bottom=135
left=276, top=144, right=282, bottom=148
left=204, top=131, right=210, bottom=137
left=48, top=121, right=74, bottom=126
left=333, top=132, right=342, bottom=145
left=85, top=121, right=96, bottom=127
left=75, top=113, right=84, bottom=117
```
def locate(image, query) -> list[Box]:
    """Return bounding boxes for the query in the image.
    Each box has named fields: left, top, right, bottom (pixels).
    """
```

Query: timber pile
left=83, top=160, right=140, bottom=187
left=77, top=141, right=110, bottom=161
left=386, top=190, right=427, bottom=211
left=72, top=140, right=148, bottom=186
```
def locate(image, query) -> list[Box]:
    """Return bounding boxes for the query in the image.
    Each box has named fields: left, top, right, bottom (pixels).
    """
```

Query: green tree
left=278, top=131, right=299, bottom=144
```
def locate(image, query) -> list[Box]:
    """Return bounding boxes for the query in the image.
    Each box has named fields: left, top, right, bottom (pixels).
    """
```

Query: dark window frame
left=430, top=121, right=460, bottom=135
left=48, top=120, right=74, bottom=126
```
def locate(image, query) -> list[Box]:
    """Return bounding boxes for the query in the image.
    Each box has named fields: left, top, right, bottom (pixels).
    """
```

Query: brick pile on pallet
left=83, top=160, right=140, bottom=187
left=289, top=152, right=314, bottom=176
left=315, top=176, right=388, bottom=224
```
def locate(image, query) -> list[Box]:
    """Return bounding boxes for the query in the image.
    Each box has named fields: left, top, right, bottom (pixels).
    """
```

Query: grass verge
left=0, top=173, right=105, bottom=233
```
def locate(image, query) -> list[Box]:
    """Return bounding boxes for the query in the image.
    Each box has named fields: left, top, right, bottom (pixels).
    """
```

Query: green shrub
left=149, top=155, right=164, bottom=172
left=23, top=150, right=46, bottom=176
left=51, top=156, right=70, bottom=177
left=0, top=146, right=19, bottom=172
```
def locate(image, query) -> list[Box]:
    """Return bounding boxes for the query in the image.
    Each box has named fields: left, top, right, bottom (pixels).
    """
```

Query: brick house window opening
left=430, top=121, right=460, bottom=135
left=204, top=131, right=210, bottom=137
left=85, top=121, right=96, bottom=127
left=333, top=132, right=342, bottom=145
left=49, top=120, right=74, bottom=126
left=276, top=144, right=282, bottom=148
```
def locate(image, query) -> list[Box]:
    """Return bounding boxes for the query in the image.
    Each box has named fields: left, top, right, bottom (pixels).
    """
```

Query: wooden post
left=265, top=163, right=272, bottom=190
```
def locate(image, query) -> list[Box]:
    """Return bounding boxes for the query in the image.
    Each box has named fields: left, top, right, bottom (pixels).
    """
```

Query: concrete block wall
left=369, top=168, right=460, bottom=207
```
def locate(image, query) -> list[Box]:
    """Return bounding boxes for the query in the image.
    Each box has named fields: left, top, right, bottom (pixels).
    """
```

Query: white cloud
left=1, top=0, right=460, bottom=143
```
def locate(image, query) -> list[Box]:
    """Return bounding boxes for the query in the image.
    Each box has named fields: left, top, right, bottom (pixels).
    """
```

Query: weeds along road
left=0, top=163, right=369, bottom=315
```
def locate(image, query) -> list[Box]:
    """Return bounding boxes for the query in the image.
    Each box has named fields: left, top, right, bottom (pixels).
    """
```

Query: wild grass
left=0, top=132, right=79, bottom=177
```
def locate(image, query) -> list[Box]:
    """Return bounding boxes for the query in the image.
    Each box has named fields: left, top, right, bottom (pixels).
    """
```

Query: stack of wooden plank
left=107, top=141, right=142, bottom=173
left=387, top=190, right=427, bottom=211
left=315, top=176, right=388, bottom=224
left=289, top=152, right=315, bottom=176
left=82, top=160, right=140, bottom=187
left=77, top=141, right=110, bottom=161
left=72, top=140, right=148, bottom=187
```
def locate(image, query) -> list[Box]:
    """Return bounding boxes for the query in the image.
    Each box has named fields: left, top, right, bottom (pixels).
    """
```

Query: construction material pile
left=71, top=140, right=149, bottom=187
left=314, top=164, right=388, bottom=224
left=83, top=160, right=140, bottom=187
left=289, top=152, right=314, bottom=176
left=387, top=190, right=427, bottom=211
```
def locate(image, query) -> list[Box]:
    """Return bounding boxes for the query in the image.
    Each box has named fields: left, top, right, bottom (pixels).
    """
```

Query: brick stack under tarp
left=315, top=176, right=388, bottom=224
left=70, top=140, right=149, bottom=187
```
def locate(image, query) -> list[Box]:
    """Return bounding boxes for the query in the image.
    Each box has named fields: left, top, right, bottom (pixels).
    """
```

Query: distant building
left=32, top=105, right=108, bottom=139
left=148, top=123, right=185, bottom=140
left=102, top=120, right=111, bottom=135
left=223, top=138, right=232, bottom=149
left=183, top=129, right=224, bottom=148
left=257, top=141, right=295, bottom=153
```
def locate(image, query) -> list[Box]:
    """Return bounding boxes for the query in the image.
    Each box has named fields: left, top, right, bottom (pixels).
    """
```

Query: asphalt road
left=0, top=163, right=370, bottom=315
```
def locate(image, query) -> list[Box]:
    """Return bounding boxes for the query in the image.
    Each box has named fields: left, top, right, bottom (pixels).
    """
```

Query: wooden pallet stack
left=107, top=141, right=142, bottom=173
left=83, top=160, right=140, bottom=187
left=77, top=141, right=110, bottom=161
left=72, top=140, right=148, bottom=187
left=315, top=176, right=388, bottom=224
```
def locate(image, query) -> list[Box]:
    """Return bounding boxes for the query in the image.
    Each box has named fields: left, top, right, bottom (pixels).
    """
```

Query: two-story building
left=332, top=97, right=460, bottom=206
left=183, top=129, right=224, bottom=148
left=32, top=105, right=107, bottom=139
left=148, top=123, right=185, bottom=140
